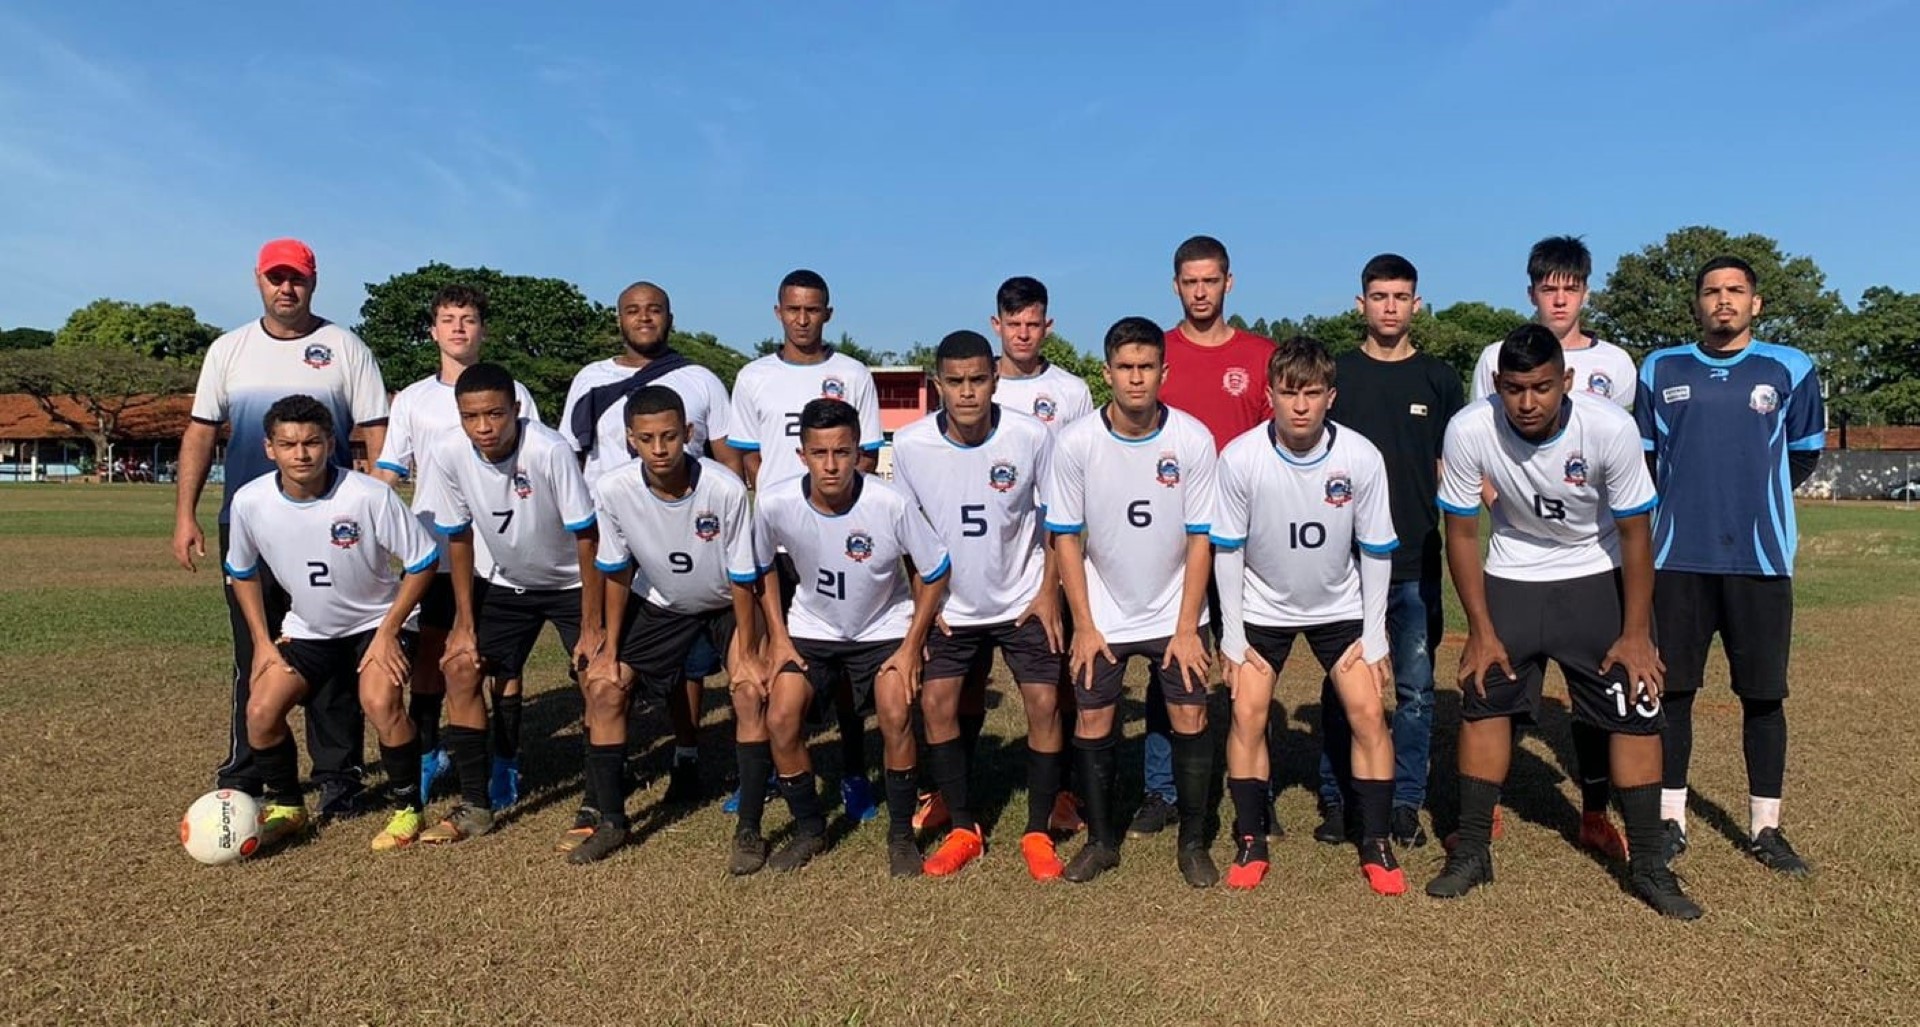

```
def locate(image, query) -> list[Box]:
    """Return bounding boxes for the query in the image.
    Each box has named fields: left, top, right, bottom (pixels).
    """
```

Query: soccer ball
left=180, top=789, right=262, bottom=865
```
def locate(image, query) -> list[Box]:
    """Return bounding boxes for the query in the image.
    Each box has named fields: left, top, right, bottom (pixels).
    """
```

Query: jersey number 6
left=1127, top=500, right=1152, bottom=528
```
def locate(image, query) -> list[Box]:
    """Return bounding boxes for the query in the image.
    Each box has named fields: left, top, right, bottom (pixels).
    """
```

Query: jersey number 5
left=960, top=504, right=987, bottom=537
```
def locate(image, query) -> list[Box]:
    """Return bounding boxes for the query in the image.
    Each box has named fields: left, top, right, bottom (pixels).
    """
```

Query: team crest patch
left=694, top=511, right=722, bottom=541
left=820, top=376, right=847, bottom=401
left=511, top=469, right=533, bottom=499
left=1750, top=384, right=1780, bottom=414
left=1323, top=472, right=1353, bottom=507
left=845, top=530, right=874, bottom=563
left=1586, top=371, right=1614, bottom=397
left=989, top=460, right=1018, bottom=493
left=1563, top=451, right=1590, bottom=487
left=302, top=343, right=333, bottom=369
left=329, top=516, right=362, bottom=549
left=1032, top=395, right=1057, bottom=422
left=1155, top=452, right=1181, bottom=488
left=1221, top=367, right=1251, bottom=397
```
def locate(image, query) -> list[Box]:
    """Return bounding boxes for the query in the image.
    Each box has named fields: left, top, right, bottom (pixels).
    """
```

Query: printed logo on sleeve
left=329, top=517, right=362, bottom=549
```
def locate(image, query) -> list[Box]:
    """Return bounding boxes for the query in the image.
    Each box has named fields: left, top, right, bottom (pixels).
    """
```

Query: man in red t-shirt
left=1161, top=235, right=1275, bottom=449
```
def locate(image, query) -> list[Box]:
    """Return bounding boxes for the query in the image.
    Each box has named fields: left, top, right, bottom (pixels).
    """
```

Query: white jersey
left=1212, top=421, right=1398, bottom=628
left=560, top=357, right=734, bottom=493
left=754, top=475, right=950, bottom=644
left=415, top=420, right=597, bottom=591
left=888, top=408, right=1052, bottom=627
left=1045, top=405, right=1216, bottom=644
left=728, top=350, right=884, bottom=492
left=378, top=373, right=540, bottom=571
left=190, top=319, right=389, bottom=522
left=994, top=363, right=1095, bottom=429
left=224, top=469, right=438, bottom=640
left=594, top=456, right=763, bottom=614
left=1438, top=393, right=1658, bottom=582
left=1473, top=335, right=1638, bottom=410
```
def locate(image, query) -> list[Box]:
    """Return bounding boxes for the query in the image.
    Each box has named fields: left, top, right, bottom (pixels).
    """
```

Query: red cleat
left=1361, top=839, right=1407, bottom=896
left=924, top=826, right=984, bottom=877
left=1020, top=831, right=1064, bottom=881
left=912, top=791, right=950, bottom=833
left=1577, top=811, right=1630, bottom=861
left=1224, top=835, right=1270, bottom=891
left=1049, top=791, right=1085, bottom=835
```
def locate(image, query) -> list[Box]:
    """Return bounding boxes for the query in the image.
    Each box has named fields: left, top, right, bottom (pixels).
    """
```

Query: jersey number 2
left=307, top=561, right=331, bottom=588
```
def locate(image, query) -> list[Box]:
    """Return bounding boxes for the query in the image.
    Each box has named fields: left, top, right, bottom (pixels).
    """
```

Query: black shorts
left=775, top=552, right=800, bottom=618
left=786, top=638, right=898, bottom=715
left=1653, top=571, right=1793, bottom=700
left=279, top=630, right=415, bottom=695
left=924, top=617, right=1061, bottom=686
left=619, top=600, right=737, bottom=702
left=1081, top=636, right=1211, bottom=712
left=476, top=586, right=583, bottom=680
left=1462, top=572, right=1664, bottom=735
left=1246, top=620, right=1362, bottom=677
left=418, top=575, right=490, bottom=632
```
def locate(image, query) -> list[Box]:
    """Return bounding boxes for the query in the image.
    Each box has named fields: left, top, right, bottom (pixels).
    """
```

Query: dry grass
left=3, top=487, right=1916, bottom=1026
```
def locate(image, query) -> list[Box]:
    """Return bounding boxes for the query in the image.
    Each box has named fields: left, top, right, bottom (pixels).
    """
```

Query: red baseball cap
left=256, top=238, right=317, bottom=277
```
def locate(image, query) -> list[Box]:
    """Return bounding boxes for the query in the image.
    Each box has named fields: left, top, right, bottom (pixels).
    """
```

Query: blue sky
left=2, top=1, right=1915, bottom=354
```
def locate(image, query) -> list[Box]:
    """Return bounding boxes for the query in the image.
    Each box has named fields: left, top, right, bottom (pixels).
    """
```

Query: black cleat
left=728, top=828, right=769, bottom=876
left=1126, top=794, right=1176, bottom=838
left=1177, top=844, right=1219, bottom=889
left=1426, top=846, right=1495, bottom=899
left=1630, top=865, right=1704, bottom=920
left=1748, top=827, right=1811, bottom=877
left=1390, top=806, right=1428, bottom=849
left=1313, top=802, right=1348, bottom=846
left=317, top=779, right=374, bottom=822
left=768, top=832, right=827, bottom=873
left=663, top=758, right=702, bottom=806
left=1063, top=841, right=1120, bottom=883
left=1661, top=819, right=1689, bottom=865
left=565, top=822, right=628, bottom=865
left=887, top=836, right=923, bottom=878
left=1267, top=796, right=1285, bottom=841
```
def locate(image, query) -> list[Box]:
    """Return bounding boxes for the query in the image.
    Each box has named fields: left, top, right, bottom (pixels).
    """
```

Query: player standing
left=1637, top=256, right=1823, bottom=875
left=1048, top=317, right=1219, bottom=886
left=1213, top=337, right=1403, bottom=894
left=890, top=330, right=1065, bottom=879
left=1427, top=325, right=1699, bottom=919
left=991, top=276, right=1095, bottom=427
left=225, top=396, right=438, bottom=852
left=751, top=399, right=950, bottom=875
left=173, top=239, right=389, bottom=817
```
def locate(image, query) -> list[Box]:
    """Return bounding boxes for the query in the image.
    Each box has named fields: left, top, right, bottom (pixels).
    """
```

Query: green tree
left=1433, top=301, right=1530, bottom=344
left=755, top=332, right=902, bottom=367
left=0, top=327, right=54, bottom=350
left=54, top=299, right=218, bottom=361
left=0, top=346, right=199, bottom=475
left=1590, top=226, right=1845, bottom=359
left=1828, top=286, right=1920, bottom=421
left=1042, top=334, right=1111, bottom=406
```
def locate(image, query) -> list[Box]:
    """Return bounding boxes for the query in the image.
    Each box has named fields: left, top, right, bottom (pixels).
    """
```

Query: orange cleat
left=912, top=791, right=950, bottom=833
left=1048, top=791, right=1085, bottom=835
left=1577, top=811, right=1630, bottom=861
left=1443, top=805, right=1506, bottom=852
left=924, top=826, right=984, bottom=877
left=1361, top=839, right=1407, bottom=896
left=1020, top=831, right=1064, bottom=881
left=1224, top=835, right=1270, bottom=891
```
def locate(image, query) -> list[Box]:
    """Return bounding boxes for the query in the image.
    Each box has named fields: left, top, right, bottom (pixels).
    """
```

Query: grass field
left=3, top=486, right=1916, bottom=1026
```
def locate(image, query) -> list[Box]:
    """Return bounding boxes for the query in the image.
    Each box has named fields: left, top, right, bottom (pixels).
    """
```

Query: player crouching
left=584, top=387, right=770, bottom=869
left=1212, top=338, right=1403, bottom=894
left=227, top=395, right=440, bottom=853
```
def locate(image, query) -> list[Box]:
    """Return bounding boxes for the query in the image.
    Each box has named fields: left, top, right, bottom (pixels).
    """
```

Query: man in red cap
left=172, top=238, right=394, bottom=817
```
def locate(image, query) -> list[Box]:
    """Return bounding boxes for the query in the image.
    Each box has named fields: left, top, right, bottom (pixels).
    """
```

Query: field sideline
left=2, top=487, right=1915, bottom=1026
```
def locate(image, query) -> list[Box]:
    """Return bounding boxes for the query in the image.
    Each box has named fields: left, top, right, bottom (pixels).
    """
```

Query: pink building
left=871, top=366, right=937, bottom=479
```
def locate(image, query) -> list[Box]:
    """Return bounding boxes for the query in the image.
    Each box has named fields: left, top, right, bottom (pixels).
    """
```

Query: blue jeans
left=1318, top=577, right=1441, bottom=811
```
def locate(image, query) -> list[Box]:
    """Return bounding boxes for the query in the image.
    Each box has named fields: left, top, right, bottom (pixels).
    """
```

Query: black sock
left=1169, top=728, right=1214, bottom=849
left=1074, top=733, right=1118, bottom=847
left=1455, top=775, right=1502, bottom=854
left=1320, top=676, right=1354, bottom=798
left=735, top=742, right=773, bottom=835
left=778, top=771, right=826, bottom=838
left=446, top=725, right=491, bottom=808
left=585, top=743, right=628, bottom=830
left=927, top=740, right=975, bottom=833
left=884, top=768, right=917, bottom=841
left=410, top=692, right=444, bottom=753
left=1571, top=720, right=1612, bottom=814
left=1616, top=782, right=1664, bottom=874
left=1741, top=699, right=1787, bottom=799
left=837, top=703, right=866, bottom=779
left=1227, top=776, right=1268, bottom=840
left=257, top=736, right=302, bottom=807
left=959, top=712, right=986, bottom=760
left=1662, top=690, right=1697, bottom=791
left=1354, top=778, right=1392, bottom=842
left=491, top=693, right=523, bottom=760
left=1024, top=743, right=1061, bottom=835
left=380, top=738, right=423, bottom=812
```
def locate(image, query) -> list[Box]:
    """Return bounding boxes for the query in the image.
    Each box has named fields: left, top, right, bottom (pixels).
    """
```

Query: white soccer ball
left=180, top=789, right=262, bottom=865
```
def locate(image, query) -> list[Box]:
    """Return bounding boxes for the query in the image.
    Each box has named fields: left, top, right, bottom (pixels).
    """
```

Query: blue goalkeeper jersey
left=1635, top=341, right=1824, bottom=577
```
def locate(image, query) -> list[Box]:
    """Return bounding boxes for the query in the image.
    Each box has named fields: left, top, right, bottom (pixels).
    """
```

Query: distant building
left=870, top=366, right=937, bottom=479
left=0, top=393, right=373, bottom=482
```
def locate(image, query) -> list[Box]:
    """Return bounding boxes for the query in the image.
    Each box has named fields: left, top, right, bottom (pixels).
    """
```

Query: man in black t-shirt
left=1319, top=254, right=1465, bottom=848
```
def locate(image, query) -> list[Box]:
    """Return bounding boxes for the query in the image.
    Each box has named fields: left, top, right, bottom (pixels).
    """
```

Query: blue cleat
left=419, top=747, right=452, bottom=802
left=489, top=755, right=521, bottom=810
left=840, top=775, right=880, bottom=823
left=722, top=773, right=778, bottom=815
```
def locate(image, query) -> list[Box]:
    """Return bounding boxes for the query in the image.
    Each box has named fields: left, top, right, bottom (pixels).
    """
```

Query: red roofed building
left=0, top=393, right=373, bottom=482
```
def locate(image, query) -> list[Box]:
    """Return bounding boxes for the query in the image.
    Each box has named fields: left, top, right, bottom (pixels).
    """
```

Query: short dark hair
left=430, top=283, right=489, bottom=321
left=779, top=269, right=830, bottom=304
left=1496, top=323, right=1566, bottom=376
left=1360, top=253, right=1419, bottom=290
left=262, top=394, right=334, bottom=437
left=618, top=280, right=672, bottom=310
left=624, top=384, right=686, bottom=425
left=995, top=276, right=1049, bottom=315
left=1695, top=254, right=1759, bottom=292
left=454, top=362, right=517, bottom=401
left=935, top=330, right=994, bottom=368
left=1102, top=316, right=1165, bottom=363
left=1268, top=336, right=1337, bottom=389
left=798, top=397, right=860, bottom=442
left=1173, top=235, right=1230, bottom=273
left=1527, top=236, right=1591, bottom=286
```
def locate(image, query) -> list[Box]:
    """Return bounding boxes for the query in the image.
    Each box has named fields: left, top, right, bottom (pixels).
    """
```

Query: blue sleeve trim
left=223, top=562, right=257, bottom=580
left=564, top=513, right=597, bottom=532
left=433, top=521, right=471, bottom=537
left=1209, top=534, right=1246, bottom=551
left=1359, top=539, right=1400, bottom=555
left=1611, top=497, right=1658, bottom=518
left=1184, top=522, right=1211, bottom=535
left=861, top=441, right=883, bottom=452
left=727, top=439, right=761, bottom=451
left=1787, top=434, right=1825, bottom=452
left=727, top=568, right=765, bottom=584
left=375, top=460, right=408, bottom=476
left=404, top=551, right=439, bottom=575
left=1438, top=499, right=1480, bottom=517
left=919, top=554, right=952, bottom=584
left=595, top=557, right=631, bottom=573
left=1044, top=520, right=1084, bottom=535
left=1641, top=439, right=1657, bottom=451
